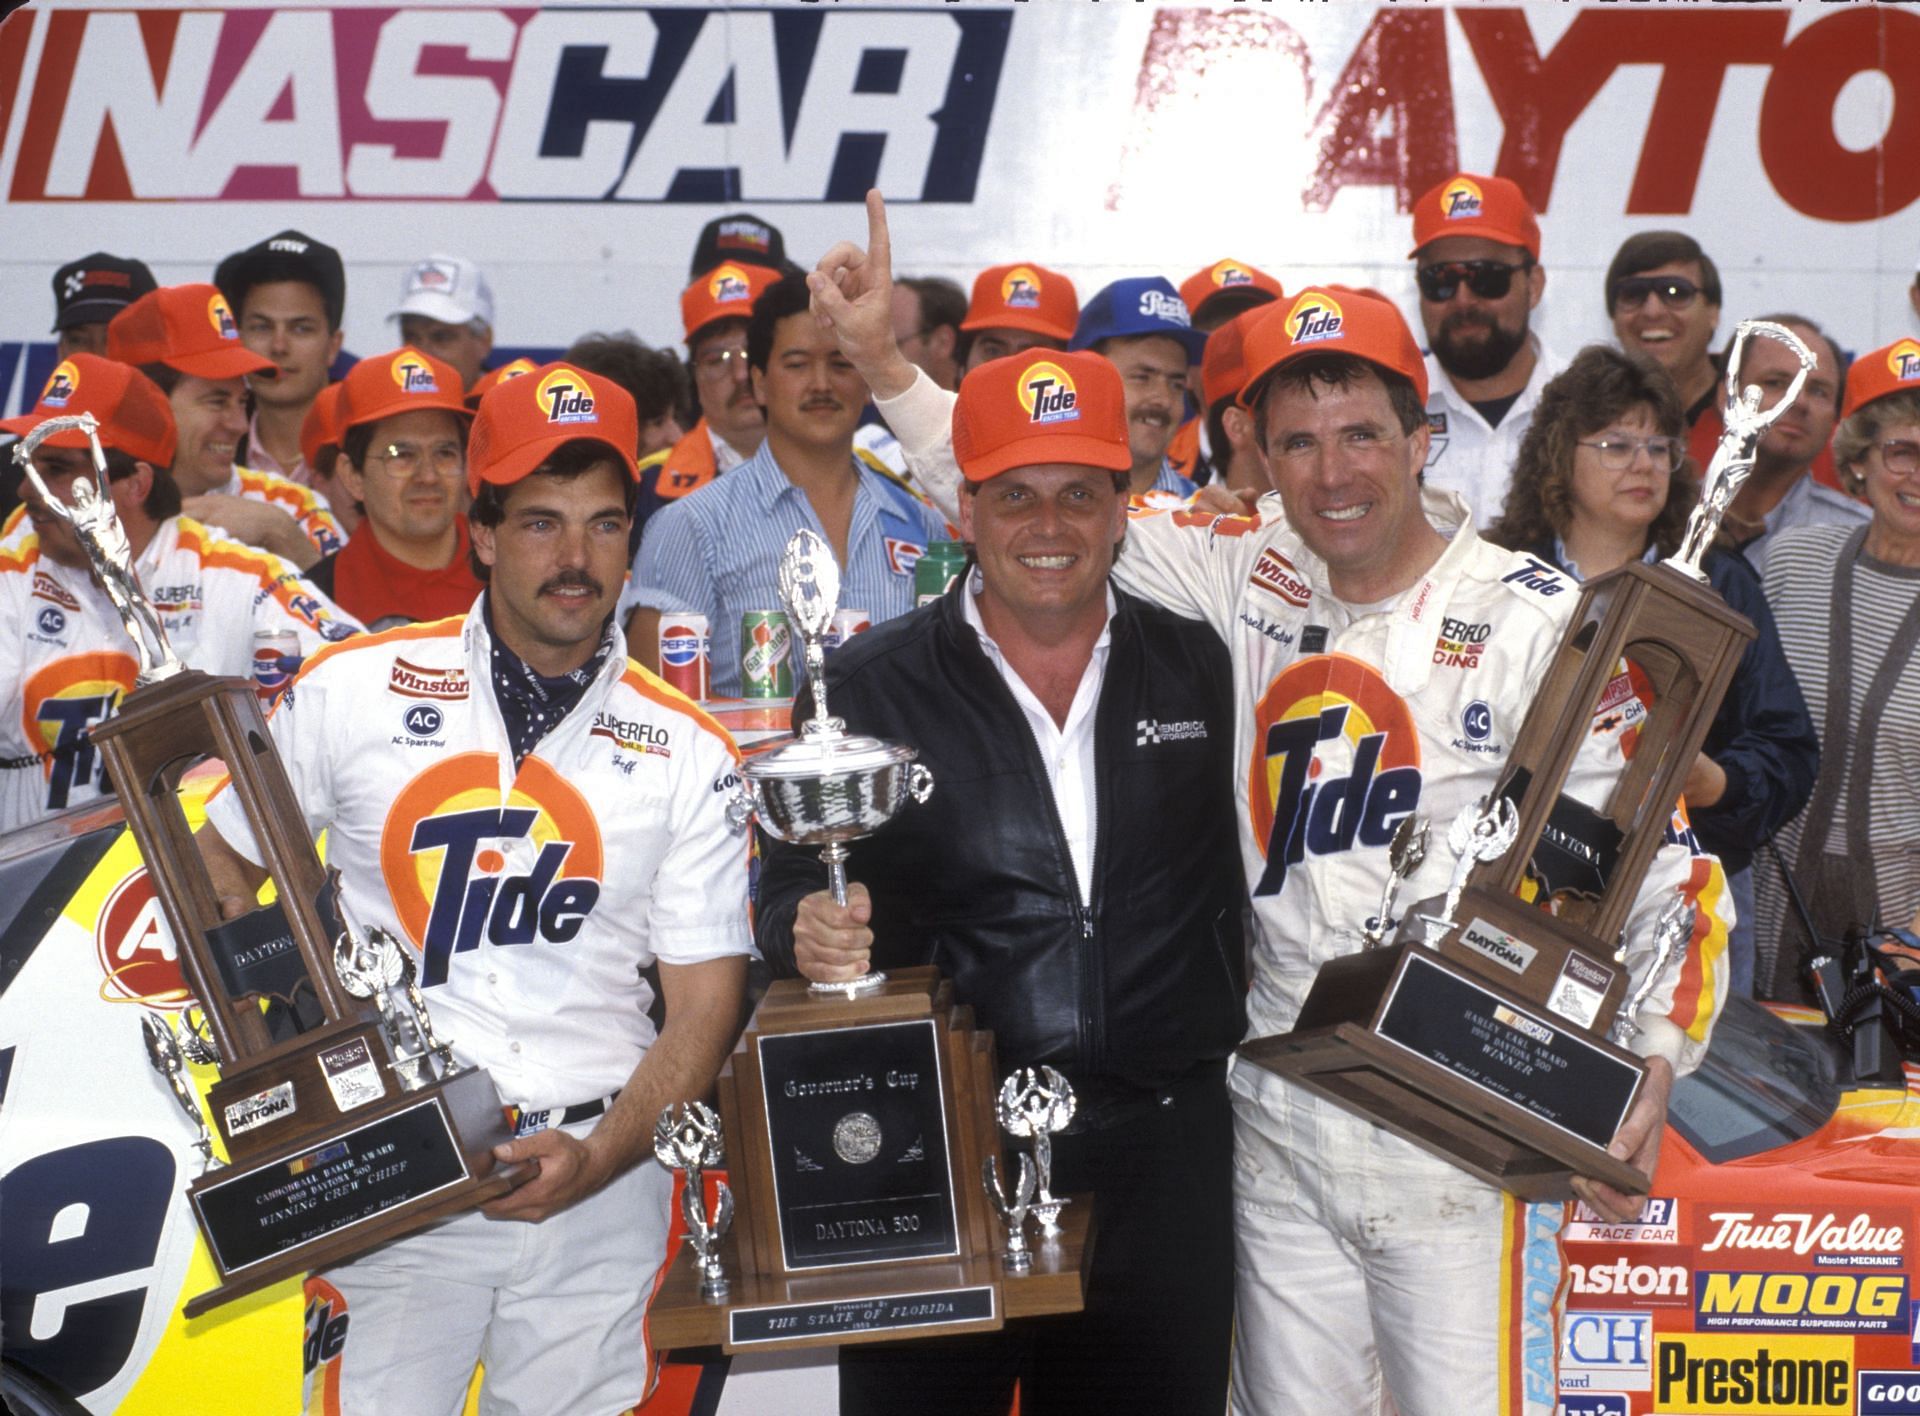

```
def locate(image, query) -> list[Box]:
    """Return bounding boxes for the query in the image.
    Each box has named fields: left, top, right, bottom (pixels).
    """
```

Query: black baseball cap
left=214, top=229, right=347, bottom=330
left=689, top=213, right=798, bottom=279
left=51, top=253, right=157, bottom=332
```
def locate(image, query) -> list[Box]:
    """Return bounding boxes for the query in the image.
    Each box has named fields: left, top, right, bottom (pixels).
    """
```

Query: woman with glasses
left=1487, top=345, right=1818, bottom=998
left=1752, top=344, right=1920, bottom=996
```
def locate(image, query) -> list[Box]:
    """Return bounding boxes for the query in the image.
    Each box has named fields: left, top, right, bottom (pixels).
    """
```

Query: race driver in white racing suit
left=808, top=195, right=1731, bottom=1416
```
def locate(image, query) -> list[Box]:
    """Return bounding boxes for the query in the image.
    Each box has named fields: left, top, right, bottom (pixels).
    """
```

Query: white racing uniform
left=0, top=514, right=360, bottom=833
left=204, top=605, right=753, bottom=1416
left=876, top=368, right=1731, bottom=1416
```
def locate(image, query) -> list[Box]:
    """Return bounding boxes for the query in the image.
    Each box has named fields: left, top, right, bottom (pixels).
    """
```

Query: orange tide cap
left=336, top=347, right=471, bottom=433
left=107, top=283, right=277, bottom=381
left=0, top=353, right=176, bottom=467
left=467, top=361, right=639, bottom=495
left=1843, top=338, right=1920, bottom=421
left=1238, top=287, right=1429, bottom=411
left=952, top=349, right=1130, bottom=482
left=961, top=263, right=1079, bottom=343
left=681, top=263, right=781, bottom=344
left=465, top=357, right=538, bottom=411
left=299, top=381, right=346, bottom=471
left=1179, top=259, right=1284, bottom=327
left=1409, top=173, right=1540, bottom=260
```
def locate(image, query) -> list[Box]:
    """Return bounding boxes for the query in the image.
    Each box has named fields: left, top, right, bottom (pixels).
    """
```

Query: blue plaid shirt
left=623, top=442, right=949, bottom=696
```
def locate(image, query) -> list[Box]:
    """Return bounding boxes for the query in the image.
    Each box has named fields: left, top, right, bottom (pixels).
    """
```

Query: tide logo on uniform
left=1001, top=267, right=1042, bottom=309
left=1019, top=362, right=1079, bottom=425
left=379, top=753, right=604, bottom=987
left=41, top=360, right=80, bottom=407
left=1286, top=291, right=1344, bottom=347
left=538, top=367, right=597, bottom=425
left=391, top=352, right=440, bottom=396
left=1890, top=339, right=1920, bottom=384
left=208, top=293, right=239, bottom=341
left=708, top=263, right=753, bottom=305
left=1248, top=654, right=1421, bottom=897
left=22, top=652, right=138, bottom=810
left=1443, top=176, right=1486, bottom=220
left=94, top=868, right=189, bottom=1009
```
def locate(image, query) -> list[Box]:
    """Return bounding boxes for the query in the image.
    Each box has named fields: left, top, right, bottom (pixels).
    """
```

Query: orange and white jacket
left=0, top=515, right=360, bottom=832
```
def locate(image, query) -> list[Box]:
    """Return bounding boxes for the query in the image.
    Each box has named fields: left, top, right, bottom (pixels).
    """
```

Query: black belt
left=1061, top=1058, right=1227, bottom=1135
left=506, top=1091, right=618, bottom=1137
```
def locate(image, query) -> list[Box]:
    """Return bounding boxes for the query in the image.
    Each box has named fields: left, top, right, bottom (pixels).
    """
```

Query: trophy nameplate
left=14, top=414, right=523, bottom=1315
left=1239, top=322, right=1805, bottom=1202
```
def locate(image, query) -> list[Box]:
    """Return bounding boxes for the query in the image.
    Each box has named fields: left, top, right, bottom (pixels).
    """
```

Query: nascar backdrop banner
left=2, top=0, right=1920, bottom=413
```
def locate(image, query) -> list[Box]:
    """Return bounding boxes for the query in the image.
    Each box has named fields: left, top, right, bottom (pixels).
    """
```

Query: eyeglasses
left=371, top=441, right=464, bottom=477
left=1415, top=260, right=1531, bottom=303
left=693, top=348, right=750, bottom=381
left=1875, top=440, right=1920, bottom=475
left=1610, top=275, right=1701, bottom=311
left=1576, top=436, right=1684, bottom=472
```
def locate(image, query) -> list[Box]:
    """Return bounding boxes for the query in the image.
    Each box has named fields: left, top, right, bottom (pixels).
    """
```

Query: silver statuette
left=981, top=1153, right=1036, bottom=1274
left=12, top=412, right=184, bottom=685
left=997, top=1066, right=1076, bottom=1238
left=333, top=924, right=454, bottom=1090
left=1423, top=796, right=1519, bottom=945
left=1364, top=813, right=1429, bottom=948
left=1610, top=893, right=1696, bottom=1047
left=140, top=1012, right=217, bottom=1171
left=654, top=1102, right=732, bottom=1301
left=1664, top=320, right=1815, bottom=580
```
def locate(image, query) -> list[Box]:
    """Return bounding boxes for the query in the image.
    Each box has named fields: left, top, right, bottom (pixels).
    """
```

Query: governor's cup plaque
left=648, top=534, right=1091, bottom=1352
left=1238, top=322, right=1797, bottom=1202
left=14, top=415, right=523, bottom=1315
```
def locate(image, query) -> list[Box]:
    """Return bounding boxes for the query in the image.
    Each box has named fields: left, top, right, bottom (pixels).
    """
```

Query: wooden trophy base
left=183, top=1065, right=521, bottom=1316
left=648, top=1196, right=1095, bottom=1354
left=1237, top=944, right=1649, bottom=1203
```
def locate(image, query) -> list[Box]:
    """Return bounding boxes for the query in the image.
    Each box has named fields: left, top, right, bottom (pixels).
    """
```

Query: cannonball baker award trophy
left=1239, top=321, right=1807, bottom=1201
left=646, top=532, right=1092, bottom=1353
left=14, top=415, right=521, bottom=1315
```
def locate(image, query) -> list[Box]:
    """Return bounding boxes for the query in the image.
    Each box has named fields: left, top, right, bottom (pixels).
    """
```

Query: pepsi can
left=824, top=609, right=872, bottom=652
left=252, top=630, right=301, bottom=705
left=657, top=614, right=711, bottom=700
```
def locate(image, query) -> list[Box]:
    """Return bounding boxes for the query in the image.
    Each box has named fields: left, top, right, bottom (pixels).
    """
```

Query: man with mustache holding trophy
left=809, top=192, right=1732, bottom=1416
left=195, top=362, right=753, bottom=1416
left=755, top=348, right=1247, bottom=1415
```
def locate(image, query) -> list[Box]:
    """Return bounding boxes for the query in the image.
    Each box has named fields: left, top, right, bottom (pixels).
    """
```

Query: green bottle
left=914, top=541, right=969, bottom=607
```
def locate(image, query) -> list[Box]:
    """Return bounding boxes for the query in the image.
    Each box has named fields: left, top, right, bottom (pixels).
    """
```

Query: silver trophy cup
left=730, top=531, right=934, bottom=998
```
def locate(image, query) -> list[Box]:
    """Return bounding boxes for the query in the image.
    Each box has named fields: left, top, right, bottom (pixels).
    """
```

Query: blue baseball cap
left=1068, top=277, right=1208, bottom=361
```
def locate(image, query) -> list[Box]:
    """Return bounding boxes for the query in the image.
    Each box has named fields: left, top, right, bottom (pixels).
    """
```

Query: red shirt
left=329, top=517, right=483, bottom=627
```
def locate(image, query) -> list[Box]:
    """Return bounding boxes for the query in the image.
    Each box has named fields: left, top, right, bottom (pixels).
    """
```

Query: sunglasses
left=1415, top=260, right=1531, bottom=303
left=1611, top=275, right=1701, bottom=311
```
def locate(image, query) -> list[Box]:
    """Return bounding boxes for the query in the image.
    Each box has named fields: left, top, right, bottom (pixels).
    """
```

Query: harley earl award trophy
left=14, top=416, right=520, bottom=1316
left=1239, top=321, right=1808, bottom=1201
left=646, top=533, right=1093, bottom=1353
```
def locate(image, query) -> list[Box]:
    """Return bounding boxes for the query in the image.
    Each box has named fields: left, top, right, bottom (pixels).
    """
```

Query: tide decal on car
left=378, top=752, right=605, bottom=987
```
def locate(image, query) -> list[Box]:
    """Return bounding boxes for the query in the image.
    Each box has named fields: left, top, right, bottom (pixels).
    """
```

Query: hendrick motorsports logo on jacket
left=1137, top=718, right=1207, bottom=746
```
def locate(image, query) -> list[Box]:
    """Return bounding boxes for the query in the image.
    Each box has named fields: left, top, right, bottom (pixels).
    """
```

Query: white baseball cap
left=390, top=255, right=494, bottom=328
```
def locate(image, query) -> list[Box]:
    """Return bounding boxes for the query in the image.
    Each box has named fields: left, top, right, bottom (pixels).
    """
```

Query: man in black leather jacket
left=755, top=349, right=1245, bottom=1416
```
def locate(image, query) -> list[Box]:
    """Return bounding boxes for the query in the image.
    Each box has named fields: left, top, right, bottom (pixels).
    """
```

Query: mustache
left=800, top=396, right=845, bottom=412
left=538, top=570, right=604, bottom=597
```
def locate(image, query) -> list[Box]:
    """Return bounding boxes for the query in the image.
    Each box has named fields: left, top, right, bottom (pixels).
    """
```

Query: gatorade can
left=740, top=611, right=795, bottom=699
left=824, top=609, right=871, bottom=652
left=252, top=630, right=301, bottom=705
left=657, top=614, right=711, bottom=700
left=915, top=541, right=968, bottom=606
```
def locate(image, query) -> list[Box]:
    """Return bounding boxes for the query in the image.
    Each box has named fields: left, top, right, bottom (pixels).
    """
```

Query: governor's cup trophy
left=1239, top=322, right=1801, bottom=1201
left=647, top=533, right=1093, bottom=1353
left=14, top=415, right=521, bottom=1316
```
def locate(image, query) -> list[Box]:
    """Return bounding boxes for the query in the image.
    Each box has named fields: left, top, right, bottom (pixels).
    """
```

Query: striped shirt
left=622, top=441, right=949, bottom=696
left=1755, top=524, right=1920, bottom=953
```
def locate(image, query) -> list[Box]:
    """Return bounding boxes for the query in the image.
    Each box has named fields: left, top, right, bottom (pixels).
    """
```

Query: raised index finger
left=865, top=188, right=892, bottom=276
